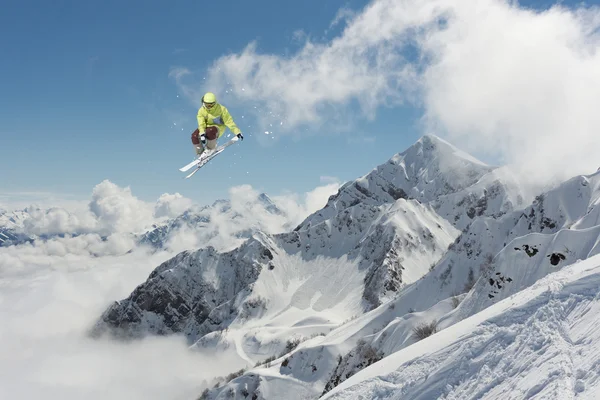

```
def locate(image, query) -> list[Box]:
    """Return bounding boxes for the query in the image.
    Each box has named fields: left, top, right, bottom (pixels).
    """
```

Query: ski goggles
left=204, top=102, right=216, bottom=108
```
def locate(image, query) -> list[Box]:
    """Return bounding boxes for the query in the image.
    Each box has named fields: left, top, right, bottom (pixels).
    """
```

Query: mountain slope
left=322, top=253, right=600, bottom=400
left=92, top=197, right=459, bottom=343
left=95, top=134, right=590, bottom=400
left=298, top=134, right=496, bottom=230
left=96, top=135, right=502, bottom=345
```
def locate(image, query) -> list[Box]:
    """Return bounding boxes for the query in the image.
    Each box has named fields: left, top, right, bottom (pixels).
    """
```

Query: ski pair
left=179, top=136, right=240, bottom=179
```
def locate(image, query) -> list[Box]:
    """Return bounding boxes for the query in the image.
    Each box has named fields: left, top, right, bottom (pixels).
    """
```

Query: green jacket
left=197, top=103, right=241, bottom=137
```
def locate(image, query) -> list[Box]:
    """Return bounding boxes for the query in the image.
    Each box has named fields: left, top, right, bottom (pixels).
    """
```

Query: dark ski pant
left=191, top=126, right=224, bottom=155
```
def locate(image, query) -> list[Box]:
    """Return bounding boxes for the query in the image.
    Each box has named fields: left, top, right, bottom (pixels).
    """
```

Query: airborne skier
left=191, top=92, right=244, bottom=157
left=179, top=92, right=245, bottom=178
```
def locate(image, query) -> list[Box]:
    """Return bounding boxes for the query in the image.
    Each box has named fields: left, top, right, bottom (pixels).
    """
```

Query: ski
left=180, top=136, right=240, bottom=178
left=185, top=166, right=203, bottom=179
left=180, top=158, right=202, bottom=172
left=179, top=149, right=219, bottom=172
left=184, top=148, right=224, bottom=178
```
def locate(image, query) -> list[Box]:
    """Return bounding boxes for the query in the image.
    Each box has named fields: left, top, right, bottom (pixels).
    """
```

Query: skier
left=191, top=92, right=244, bottom=157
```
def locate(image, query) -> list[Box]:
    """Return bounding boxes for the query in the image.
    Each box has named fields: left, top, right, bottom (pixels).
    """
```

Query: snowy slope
left=323, top=254, right=600, bottom=400
left=92, top=197, right=459, bottom=344
left=200, top=250, right=600, bottom=400
left=399, top=169, right=600, bottom=320
left=263, top=173, right=600, bottom=399
left=276, top=198, right=459, bottom=306
left=186, top=141, right=600, bottom=399
left=432, top=165, right=526, bottom=230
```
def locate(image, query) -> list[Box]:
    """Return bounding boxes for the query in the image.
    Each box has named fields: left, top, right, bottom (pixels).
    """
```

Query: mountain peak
left=257, top=193, right=284, bottom=215
left=397, top=134, right=489, bottom=169
left=297, top=134, right=496, bottom=230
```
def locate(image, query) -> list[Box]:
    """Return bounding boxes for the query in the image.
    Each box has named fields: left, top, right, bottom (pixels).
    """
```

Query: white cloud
left=417, top=0, right=600, bottom=186
left=173, top=0, right=600, bottom=187
left=22, top=206, right=98, bottom=236
left=162, top=224, right=208, bottom=253
left=292, top=29, right=308, bottom=43
left=3, top=181, right=196, bottom=241
left=88, top=180, right=155, bottom=234
left=0, top=177, right=343, bottom=399
left=150, top=183, right=341, bottom=253
left=271, top=182, right=341, bottom=227
left=305, top=183, right=341, bottom=212
left=328, top=7, right=356, bottom=31
left=3, top=178, right=339, bottom=257
left=0, top=244, right=240, bottom=399
left=154, top=192, right=194, bottom=219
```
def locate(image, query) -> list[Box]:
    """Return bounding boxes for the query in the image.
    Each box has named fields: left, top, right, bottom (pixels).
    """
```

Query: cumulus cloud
left=154, top=193, right=194, bottom=219
left=89, top=180, right=156, bottom=234
left=22, top=206, right=98, bottom=236
left=418, top=0, right=600, bottom=186
left=271, top=181, right=341, bottom=227
left=155, top=185, right=288, bottom=254
left=150, top=181, right=335, bottom=253
left=3, top=176, right=339, bottom=257
left=320, top=175, right=341, bottom=185
left=173, top=0, right=600, bottom=186
left=159, top=182, right=341, bottom=253
left=2, top=181, right=197, bottom=248
left=227, top=182, right=342, bottom=231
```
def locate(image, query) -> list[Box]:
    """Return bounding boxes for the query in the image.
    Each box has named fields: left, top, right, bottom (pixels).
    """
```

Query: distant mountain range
left=0, top=191, right=288, bottom=252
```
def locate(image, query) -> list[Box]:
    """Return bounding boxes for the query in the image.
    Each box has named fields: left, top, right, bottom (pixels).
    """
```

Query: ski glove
left=236, top=133, right=244, bottom=141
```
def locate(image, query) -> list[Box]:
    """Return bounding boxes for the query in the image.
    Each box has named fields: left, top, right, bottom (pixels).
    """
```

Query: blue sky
left=1, top=0, right=596, bottom=208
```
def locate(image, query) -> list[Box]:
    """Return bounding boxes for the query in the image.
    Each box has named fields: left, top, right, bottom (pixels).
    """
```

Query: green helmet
left=202, top=92, right=217, bottom=104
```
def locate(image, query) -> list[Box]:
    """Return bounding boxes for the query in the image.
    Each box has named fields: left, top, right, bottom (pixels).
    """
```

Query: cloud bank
left=0, top=246, right=239, bottom=400
left=0, top=177, right=341, bottom=398
left=158, top=182, right=341, bottom=253
left=2, top=178, right=341, bottom=255
left=173, top=0, right=600, bottom=186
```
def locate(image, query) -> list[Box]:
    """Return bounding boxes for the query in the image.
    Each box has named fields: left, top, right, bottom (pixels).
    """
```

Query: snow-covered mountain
left=92, top=135, right=496, bottom=341
left=91, top=197, right=459, bottom=342
left=400, top=169, right=600, bottom=321
left=91, top=134, right=600, bottom=400
left=243, top=170, right=600, bottom=399
left=0, top=208, right=34, bottom=246
left=0, top=192, right=288, bottom=253
left=137, top=193, right=286, bottom=252
left=322, top=253, right=600, bottom=400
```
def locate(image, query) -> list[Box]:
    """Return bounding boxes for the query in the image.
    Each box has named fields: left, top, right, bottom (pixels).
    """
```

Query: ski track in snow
left=323, top=256, right=600, bottom=400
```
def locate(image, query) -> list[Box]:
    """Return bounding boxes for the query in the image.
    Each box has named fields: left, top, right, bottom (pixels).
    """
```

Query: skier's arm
left=221, top=106, right=241, bottom=135
left=197, top=108, right=207, bottom=132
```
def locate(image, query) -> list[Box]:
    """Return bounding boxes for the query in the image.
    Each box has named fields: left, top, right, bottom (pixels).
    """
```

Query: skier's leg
left=191, top=129, right=204, bottom=156
left=206, top=126, right=227, bottom=149
left=204, top=126, right=219, bottom=150
left=206, top=139, right=217, bottom=150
